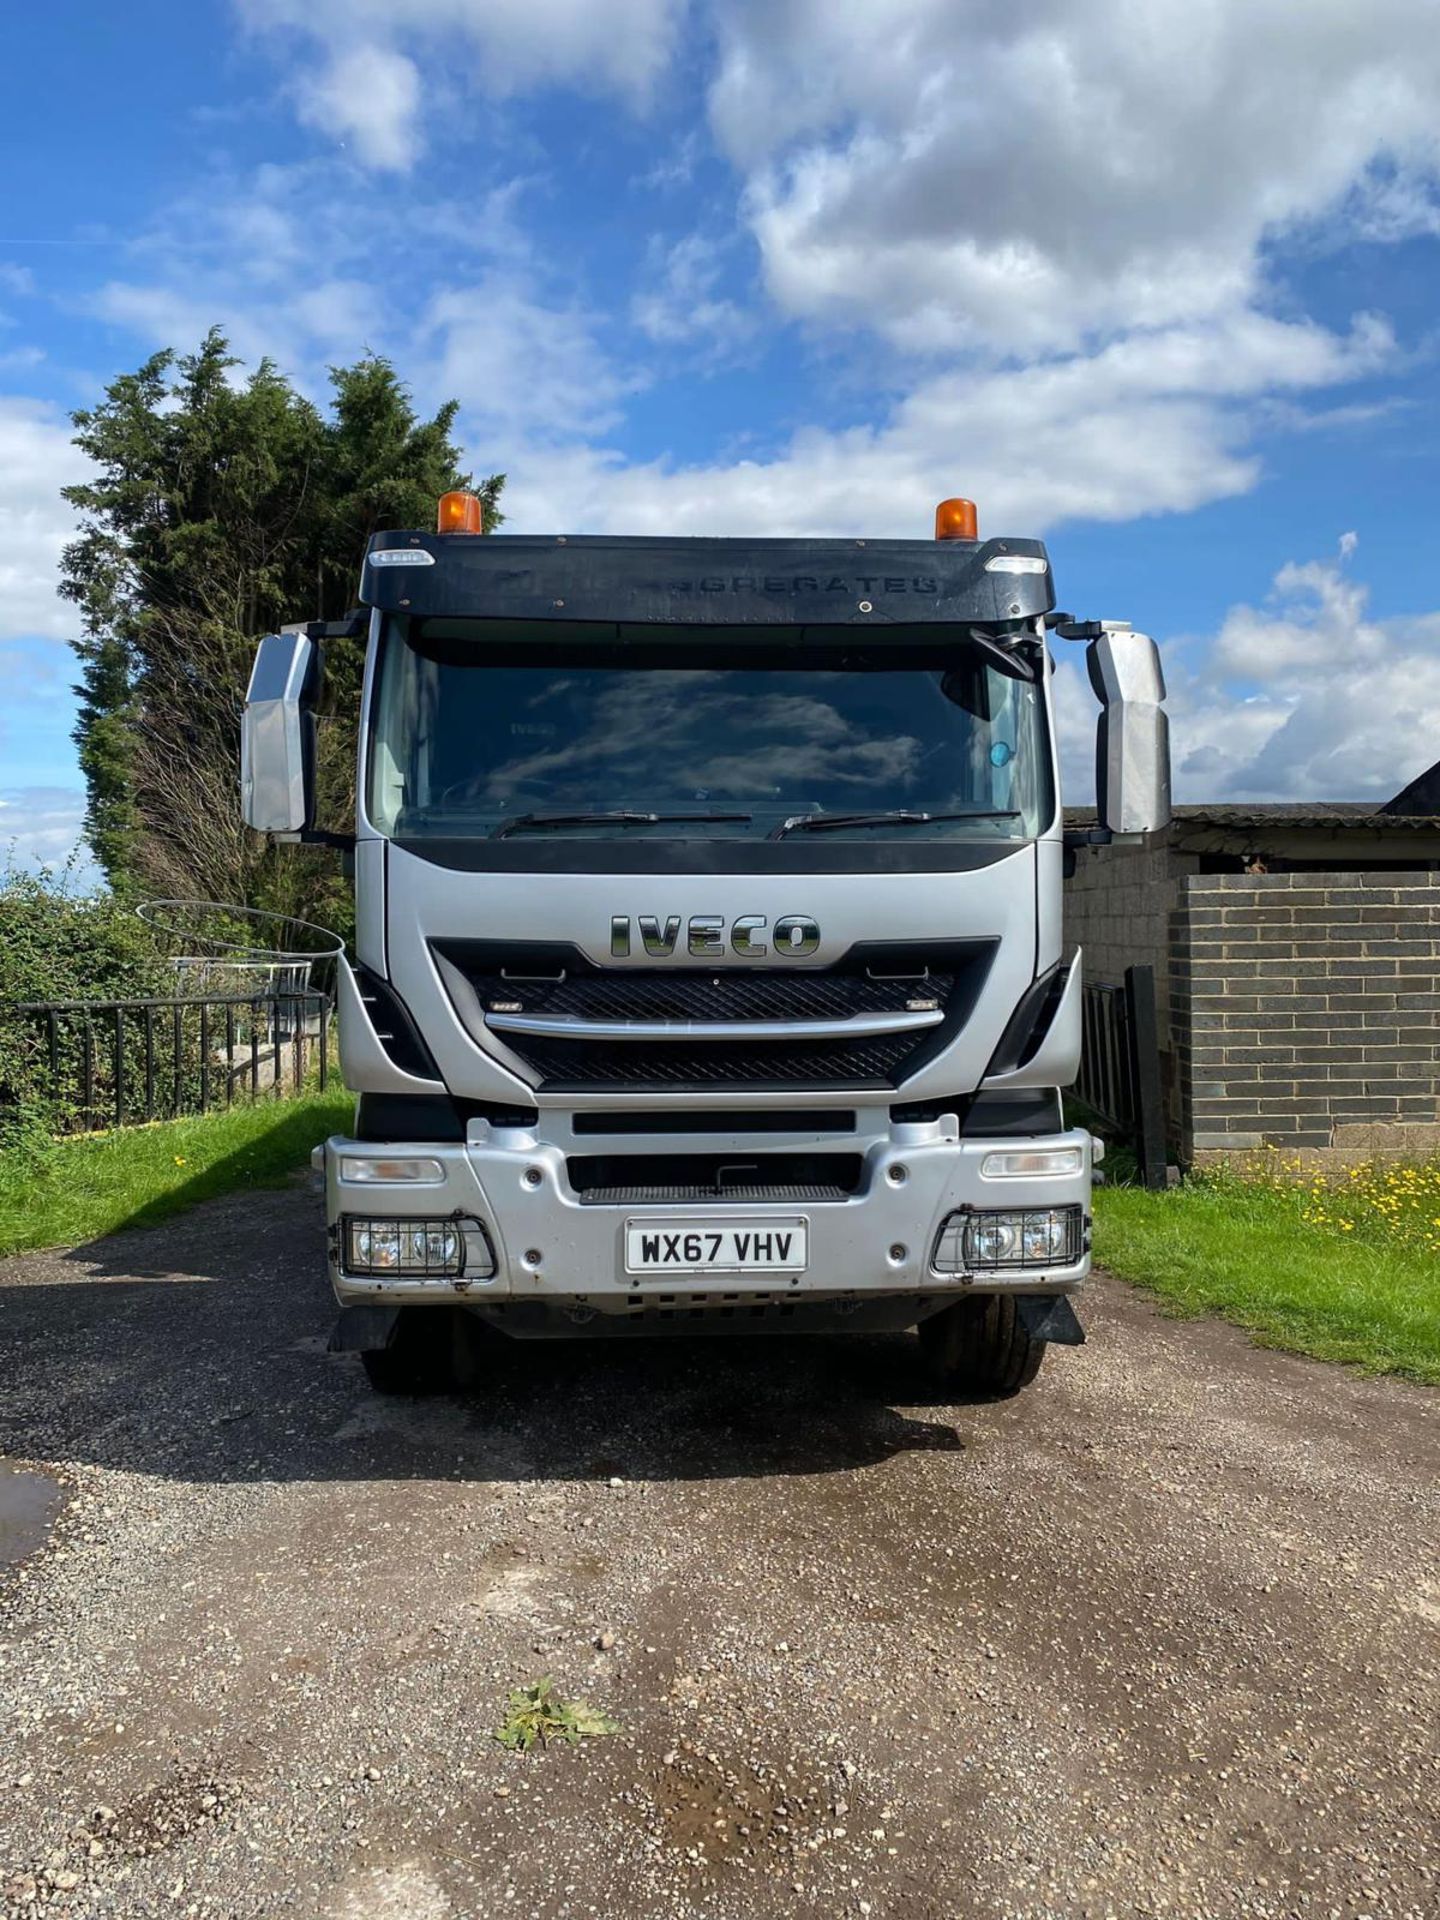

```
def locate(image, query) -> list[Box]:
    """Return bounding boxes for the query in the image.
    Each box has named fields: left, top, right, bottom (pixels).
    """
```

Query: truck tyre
left=918, top=1294, right=1045, bottom=1398
left=360, top=1308, right=473, bottom=1394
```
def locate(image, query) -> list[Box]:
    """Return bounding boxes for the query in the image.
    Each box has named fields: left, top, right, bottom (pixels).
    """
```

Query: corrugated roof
left=1064, top=803, right=1440, bottom=831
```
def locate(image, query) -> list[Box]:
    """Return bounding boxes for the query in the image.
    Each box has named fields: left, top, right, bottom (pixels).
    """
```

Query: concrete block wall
left=1064, top=843, right=1197, bottom=1045
left=1064, top=840, right=1200, bottom=1142
left=1171, top=871, right=1440, bottom=1163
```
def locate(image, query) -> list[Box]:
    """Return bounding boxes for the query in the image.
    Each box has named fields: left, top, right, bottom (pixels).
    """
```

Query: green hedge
left=0, top=867, right=177, bottom=1151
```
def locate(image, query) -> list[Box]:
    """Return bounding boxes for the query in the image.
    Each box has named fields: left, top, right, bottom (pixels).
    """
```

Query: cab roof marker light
left=935, top=497, right=978, bottom=541
left=985, top=554, right=1048, bottom=576
left=370, top=548, right=436, bottom=567
left=437, top=489, right=485, bottom=535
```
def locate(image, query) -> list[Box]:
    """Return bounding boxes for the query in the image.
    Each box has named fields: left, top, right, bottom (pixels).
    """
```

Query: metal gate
left=1077, top=964, right=1168, bottom=1189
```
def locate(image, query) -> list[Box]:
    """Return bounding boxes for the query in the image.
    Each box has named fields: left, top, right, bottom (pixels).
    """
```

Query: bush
left=0, top=862, right=174, bottom=1152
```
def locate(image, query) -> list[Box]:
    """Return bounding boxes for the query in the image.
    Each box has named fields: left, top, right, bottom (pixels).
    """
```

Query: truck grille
left=577, top=1183, right=853, bottom=1206
left=433, top=938, right=997, bottom=1092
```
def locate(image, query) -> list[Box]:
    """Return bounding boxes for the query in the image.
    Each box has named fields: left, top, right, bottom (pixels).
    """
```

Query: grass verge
left=1094, top=1171, right=1440, bottom=1386
left=0, top=1089, right=353, bottom=1257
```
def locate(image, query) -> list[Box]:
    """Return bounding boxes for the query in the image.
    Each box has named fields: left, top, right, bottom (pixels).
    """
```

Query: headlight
left=932, top=1205, right=1084, bottom=1274
left=342, top=1216, right=494, bottom=1278
left=969, top=1216, right=1017, bottom=1264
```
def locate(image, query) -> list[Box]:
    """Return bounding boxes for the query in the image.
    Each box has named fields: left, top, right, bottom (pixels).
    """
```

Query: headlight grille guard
left=932, top=1202, right=1087, bottom=1274
left=334, top=1211, right=495, bottom=1279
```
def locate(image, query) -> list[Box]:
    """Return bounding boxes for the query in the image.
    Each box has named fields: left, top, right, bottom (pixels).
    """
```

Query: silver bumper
left=321, top=1110, right=1093, bottom=1308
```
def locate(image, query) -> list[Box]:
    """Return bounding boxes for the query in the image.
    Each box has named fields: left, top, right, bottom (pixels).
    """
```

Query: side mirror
left=1087, top=629, right=1171, bottom=836
left=241, top=631, right=319, bottom=834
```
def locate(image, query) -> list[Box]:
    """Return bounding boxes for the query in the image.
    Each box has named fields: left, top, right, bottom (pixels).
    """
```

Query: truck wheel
left=918, top=1294, right=1045, bottom=1398
left=360, top=1307, right=472, bottom=1394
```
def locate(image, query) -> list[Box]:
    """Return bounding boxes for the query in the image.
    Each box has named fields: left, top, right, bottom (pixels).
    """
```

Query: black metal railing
left=1077, top=964, right=1168, bottom=1189
left=8, top=990, right=332, bottom=1134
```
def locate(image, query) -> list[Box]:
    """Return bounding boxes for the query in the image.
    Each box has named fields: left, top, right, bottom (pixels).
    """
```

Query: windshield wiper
left=493, top=810, right=752, bottom=839
left=770, top=808, right=1021, bottom=839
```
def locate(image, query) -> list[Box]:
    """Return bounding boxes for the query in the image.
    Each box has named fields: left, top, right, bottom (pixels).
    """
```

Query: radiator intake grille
left=568, top=1150, right=862, bottom=1205
left=434, top=937, right=997, bottom=1093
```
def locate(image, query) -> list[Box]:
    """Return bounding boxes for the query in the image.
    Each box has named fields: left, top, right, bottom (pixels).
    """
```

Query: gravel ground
left=1, top=1180, right=1437, bottom=1920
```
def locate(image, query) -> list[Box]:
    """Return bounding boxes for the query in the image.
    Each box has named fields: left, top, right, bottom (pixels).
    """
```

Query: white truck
left=242, top=492, right=1169, bottom=1396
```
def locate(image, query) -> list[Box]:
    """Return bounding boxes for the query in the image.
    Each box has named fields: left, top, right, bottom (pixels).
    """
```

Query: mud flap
left=327, top=1305, right=402, bottom=1353
left=1015, top=1294, right=1085, bottom=1346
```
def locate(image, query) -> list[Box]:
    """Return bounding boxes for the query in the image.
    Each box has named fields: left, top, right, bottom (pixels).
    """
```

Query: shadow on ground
left=0, top=1184, right=971, bottom=1488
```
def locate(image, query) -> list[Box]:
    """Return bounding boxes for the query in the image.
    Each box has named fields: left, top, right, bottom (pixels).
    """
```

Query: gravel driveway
left=1, top=1181, right=1437, bottom=1920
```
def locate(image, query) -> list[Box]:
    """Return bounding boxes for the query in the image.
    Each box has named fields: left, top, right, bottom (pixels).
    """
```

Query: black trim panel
left=985, top=958, right=1072, bottom=1077
left=963, top=1089, right=1065, bottom=1135
left=567, top=1152, right=863, bottom=1198
left=353, top=964, right=441, bottom=1081
left=889, top=1088, right=1064, bottom=1134
left=390, top=836, right=1031, bottom=876
left=573, top=1109, right=858, bottom=1135
left=355, top=1092, right=539, bottom=1141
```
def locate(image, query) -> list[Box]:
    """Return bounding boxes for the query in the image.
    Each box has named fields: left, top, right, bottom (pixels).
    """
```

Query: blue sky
left=3, top=0, right=1440, bottom=869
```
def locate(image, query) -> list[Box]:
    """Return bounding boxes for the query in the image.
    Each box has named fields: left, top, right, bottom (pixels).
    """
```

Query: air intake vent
left=568, top=1151, right=862, bottom=1205
left=355, top=966, right=439, bottom=1081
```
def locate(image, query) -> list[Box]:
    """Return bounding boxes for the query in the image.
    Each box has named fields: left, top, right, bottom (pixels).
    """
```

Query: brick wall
left=1171, top=871, right=1440, bottom=1163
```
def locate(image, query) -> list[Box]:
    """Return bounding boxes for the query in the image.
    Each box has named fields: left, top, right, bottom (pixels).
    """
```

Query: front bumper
left=321, top=1110, right=1092, bottom=1309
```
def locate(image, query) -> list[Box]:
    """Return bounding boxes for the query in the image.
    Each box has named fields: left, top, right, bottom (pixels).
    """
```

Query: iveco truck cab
left=241, top=491, right=1169, bottom=1397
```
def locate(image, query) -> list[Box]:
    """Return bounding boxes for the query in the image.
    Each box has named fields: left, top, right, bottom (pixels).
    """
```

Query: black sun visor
left=360, top=533, right=1054, bottom=630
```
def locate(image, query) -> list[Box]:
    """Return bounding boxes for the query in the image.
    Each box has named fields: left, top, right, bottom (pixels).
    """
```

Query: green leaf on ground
left=494, top=1679, right=620, bottom=1752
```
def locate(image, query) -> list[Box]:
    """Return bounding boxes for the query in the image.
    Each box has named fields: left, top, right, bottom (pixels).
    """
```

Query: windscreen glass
left=367, top=619, right=1054, bottom=842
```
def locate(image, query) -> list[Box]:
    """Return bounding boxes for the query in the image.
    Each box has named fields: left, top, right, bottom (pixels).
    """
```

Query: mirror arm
left=290, top=610, right=366, bottom=644
left=274, top=829, right=356, bottom=849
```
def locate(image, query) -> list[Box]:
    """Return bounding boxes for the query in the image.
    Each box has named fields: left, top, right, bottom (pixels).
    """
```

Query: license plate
left=624, top=1217, right=809, bottom=1275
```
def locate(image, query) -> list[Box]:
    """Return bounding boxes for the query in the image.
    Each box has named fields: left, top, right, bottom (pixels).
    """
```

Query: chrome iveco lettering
left=610, top=914, right=820, bottom=959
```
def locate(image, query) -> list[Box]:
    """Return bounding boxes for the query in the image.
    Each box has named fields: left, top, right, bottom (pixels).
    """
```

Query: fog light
left=342, top=1216, right=494, bottom=1278
left=932, top=1205, right=1083, bottom=1274
left=981, top=1146, right=1084, bottom=1178
left=339, top=1155, right=445, bottom=1184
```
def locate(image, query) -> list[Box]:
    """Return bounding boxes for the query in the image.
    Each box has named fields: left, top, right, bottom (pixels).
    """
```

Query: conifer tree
left=61, top=330, right=503, bottom=926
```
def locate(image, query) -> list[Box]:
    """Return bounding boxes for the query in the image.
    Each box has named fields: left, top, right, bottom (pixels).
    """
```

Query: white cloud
left=420, top=277, right=637, bottom=444
left=0, top=398, right=87, bottom=643
left=83, top=159, right=637, bottom=468
left=77, top=3, right=1432, bottom=563
left=709, top=0, right=1440, bottom=353
left=632, top=233, right=756, bottom=357
left=85, top=157, right=411, bottom=379
left=1163, top=541, right=1440, bottom=802
left=296, top=43, right=422, bottom=172
left=0, top=788, right=91, bottom=879
left=38, top=2, right=1439, bottom=732
left=501, top=310, right=1392, bottom=537
left=238, top=0, right=685, bottom=169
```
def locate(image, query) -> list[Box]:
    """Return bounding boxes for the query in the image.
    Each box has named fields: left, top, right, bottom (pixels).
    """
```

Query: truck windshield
left=367, top=618, right=1054, bottom=842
